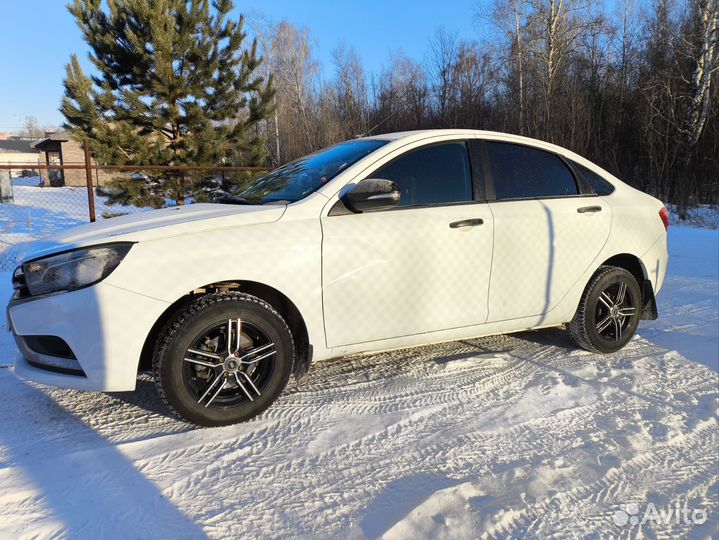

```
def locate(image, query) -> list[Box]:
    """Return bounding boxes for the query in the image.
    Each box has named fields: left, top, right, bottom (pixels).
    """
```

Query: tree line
left=62, top=0, right=717, bottom=210
left=255, top=0, right=718, bottom=210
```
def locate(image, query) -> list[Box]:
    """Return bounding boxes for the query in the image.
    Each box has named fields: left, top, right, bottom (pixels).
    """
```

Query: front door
left=321, top=141, right=494, bottom=347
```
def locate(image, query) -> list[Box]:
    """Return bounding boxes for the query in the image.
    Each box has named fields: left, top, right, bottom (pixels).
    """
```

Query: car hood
left=17, top=203, right=286, bottom=262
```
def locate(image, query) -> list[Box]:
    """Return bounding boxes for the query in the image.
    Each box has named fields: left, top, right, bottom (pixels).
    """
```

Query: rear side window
left=486, top=142, right=578, bottom=200
left=571, top=161, right=616, bottom=195
left=371, top=142, right=472, bottom=207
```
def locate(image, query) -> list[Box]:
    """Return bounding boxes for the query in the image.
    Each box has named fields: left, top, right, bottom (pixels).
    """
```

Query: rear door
left=483, top=141, right=612, bottom=323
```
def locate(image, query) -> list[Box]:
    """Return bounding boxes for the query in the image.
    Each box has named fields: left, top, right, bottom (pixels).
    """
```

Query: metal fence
left=0, top=141, right=269, bottom=273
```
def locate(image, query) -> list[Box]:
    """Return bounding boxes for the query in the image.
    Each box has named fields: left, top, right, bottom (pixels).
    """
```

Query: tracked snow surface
left=0, top=224, right=717, bottom=539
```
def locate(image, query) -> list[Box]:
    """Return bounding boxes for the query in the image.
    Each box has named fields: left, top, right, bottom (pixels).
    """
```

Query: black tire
left=153, top=292, right=294, bottom=427
left=568, top=266, right=642, bottom=353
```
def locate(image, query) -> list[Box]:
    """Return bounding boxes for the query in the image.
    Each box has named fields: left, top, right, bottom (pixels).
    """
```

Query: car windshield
left=234, top=139, right=388, bottom=204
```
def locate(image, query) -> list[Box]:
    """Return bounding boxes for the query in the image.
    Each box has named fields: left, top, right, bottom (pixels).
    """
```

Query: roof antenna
left=355, top=110, right=399, bottom=138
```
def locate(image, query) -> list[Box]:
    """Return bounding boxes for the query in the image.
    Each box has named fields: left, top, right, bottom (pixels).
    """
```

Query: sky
left=0, top=0, right=634, bottom=134
left=0, top=0, right=483, bottom=133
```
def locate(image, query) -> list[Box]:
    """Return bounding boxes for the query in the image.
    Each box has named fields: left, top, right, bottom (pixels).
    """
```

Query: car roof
left=360, top=129, right=601, bottom=172
left=360, top=129, right=479, bottom=141
left=348, top=129, right=629, bottom=192
left=361, top=129, right=565, bottom=149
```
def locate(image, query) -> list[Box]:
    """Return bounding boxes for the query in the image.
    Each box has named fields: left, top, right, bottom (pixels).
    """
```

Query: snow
left=0, top=178, right=150, bottom=271
left=641, top=226, right=719, bottom=371
left=0, top=203, right=717, bottom=538
left=667, top=203, right=719, bottom=230
left=0, top=272, right=12, bottom=358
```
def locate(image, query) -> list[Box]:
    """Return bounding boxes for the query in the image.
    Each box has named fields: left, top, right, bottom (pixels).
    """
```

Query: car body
left=7, top=129, right=668, bottom=424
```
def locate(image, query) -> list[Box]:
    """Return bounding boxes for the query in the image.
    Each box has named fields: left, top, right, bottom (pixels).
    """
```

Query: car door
left=321, top=140, right=494, bottom=348
left=483, top=141, right=612, bottom=323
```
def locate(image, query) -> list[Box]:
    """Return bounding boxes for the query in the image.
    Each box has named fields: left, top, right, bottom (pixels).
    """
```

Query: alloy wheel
left=594, top=281, right=637, bottom=342
left=182, top=318, right=276, bottom=408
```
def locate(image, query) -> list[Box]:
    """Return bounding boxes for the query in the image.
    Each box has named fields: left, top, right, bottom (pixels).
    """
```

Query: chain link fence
left=0, top=152, right=268, bottom=273
left=0, top=174, right=144, bottom=272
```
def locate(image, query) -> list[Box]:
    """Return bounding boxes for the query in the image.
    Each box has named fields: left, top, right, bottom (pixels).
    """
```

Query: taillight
left=659, top=207, right=669, bottom=231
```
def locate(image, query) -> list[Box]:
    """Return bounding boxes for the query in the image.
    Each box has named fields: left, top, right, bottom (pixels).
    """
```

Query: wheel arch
left=138, top=280, right=312, bottom=376
left=596, top=253, right=658, bottom=320
left=600, top=253, right=646, bottom=285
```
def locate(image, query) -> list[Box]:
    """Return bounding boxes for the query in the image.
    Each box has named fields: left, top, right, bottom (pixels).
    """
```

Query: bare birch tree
left=248, top=0, right=717, bottom=210
left=676, top=0, right=719, bottom=212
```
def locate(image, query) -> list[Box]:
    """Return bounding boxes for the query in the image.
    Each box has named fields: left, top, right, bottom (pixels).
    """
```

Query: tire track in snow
left=484, top=419, right=718, bottom=539
left=1, top=330, right=716, bottom=540
left=154, top=354, right=536, bottom=496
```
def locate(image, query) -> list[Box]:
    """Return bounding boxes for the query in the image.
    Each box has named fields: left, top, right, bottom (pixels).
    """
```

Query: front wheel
left=568, top=266, right=641, bottom=353
left=153, top=292, right=294, bottom=427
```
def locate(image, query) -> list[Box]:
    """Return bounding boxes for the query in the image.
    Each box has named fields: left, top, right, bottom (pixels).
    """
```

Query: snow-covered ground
left=641, top=227, right=719, bottom=371
left=666, top=203, right=719, bottom=230
left=0, top=192, right=717, bottom=538
left=0, top=178, right=150, bottom=271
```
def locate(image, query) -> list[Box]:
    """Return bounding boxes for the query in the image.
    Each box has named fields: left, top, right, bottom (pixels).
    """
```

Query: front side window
left=370, top=142, right=473, bottom=207
left=486, top=142, right=578, bottom=200
left=237, top=139, right=387, bottom=204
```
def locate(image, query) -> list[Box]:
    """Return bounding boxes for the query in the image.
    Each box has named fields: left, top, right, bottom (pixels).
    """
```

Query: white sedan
left=7, top=130, right=668, bottom=426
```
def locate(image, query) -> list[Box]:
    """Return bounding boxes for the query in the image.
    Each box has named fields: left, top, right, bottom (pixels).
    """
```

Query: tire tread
left=152, top=291, right=294, bottom=426
left=568, top=265, right=636, bottom=353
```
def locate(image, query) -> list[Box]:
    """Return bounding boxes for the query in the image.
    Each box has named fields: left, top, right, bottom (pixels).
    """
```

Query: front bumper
left=8, top=282, right=169, bottom=391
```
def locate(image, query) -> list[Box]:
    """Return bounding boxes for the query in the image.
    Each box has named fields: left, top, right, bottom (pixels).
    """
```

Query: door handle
left=449, top=218, right=484, bottom=229
left=577, top=205, right=602, bottom=214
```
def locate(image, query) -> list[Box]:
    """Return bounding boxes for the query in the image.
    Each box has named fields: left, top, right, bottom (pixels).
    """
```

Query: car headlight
left=22, top=243, right=133, bottom=296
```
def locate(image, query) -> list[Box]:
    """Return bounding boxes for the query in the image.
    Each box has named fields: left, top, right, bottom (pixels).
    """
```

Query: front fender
left=104, top=218, right=328, bottom=360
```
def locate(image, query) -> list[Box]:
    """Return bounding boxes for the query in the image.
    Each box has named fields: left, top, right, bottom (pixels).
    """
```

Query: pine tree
left=61, top=0, right=274, bottom=207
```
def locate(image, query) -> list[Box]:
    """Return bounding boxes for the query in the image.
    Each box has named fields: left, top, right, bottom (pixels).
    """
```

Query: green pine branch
left=62, top=0, right=274, bottom=206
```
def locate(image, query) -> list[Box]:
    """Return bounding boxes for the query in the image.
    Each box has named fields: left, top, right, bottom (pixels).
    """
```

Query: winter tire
left=568, top=266, right=642, bottom=353
left=153, top=292, right=294, bottom=427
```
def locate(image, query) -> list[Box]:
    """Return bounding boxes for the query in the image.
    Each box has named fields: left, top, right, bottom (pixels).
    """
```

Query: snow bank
left=667, top=203, right=719, bottom=229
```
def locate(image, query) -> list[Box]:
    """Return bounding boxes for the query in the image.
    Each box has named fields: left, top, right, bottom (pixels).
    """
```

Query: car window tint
left=239, top=139, right=387, bottom=204
left=371, top=142, right=472, bottom=207
left=571, top=161, right=616, bottom=195
left=486, top=142, right=578, bottom=200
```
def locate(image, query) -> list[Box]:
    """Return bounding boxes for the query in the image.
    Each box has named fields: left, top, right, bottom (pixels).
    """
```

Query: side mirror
left=342, top=178, right=401, bottom=213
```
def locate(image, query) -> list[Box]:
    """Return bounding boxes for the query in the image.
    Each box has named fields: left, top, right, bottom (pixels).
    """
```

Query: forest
left=253, top=0, right=718, bottom=209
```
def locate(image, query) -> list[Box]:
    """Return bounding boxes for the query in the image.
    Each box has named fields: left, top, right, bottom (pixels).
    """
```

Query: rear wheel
left=153, top=292, right=294, bottom=427
left=568, top=266, right=641, bottom=353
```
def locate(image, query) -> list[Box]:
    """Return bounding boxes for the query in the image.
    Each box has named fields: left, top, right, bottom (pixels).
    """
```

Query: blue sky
left=0, top=0, right=484, bottom=132
left=0, top=1, right=634, bottom=133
